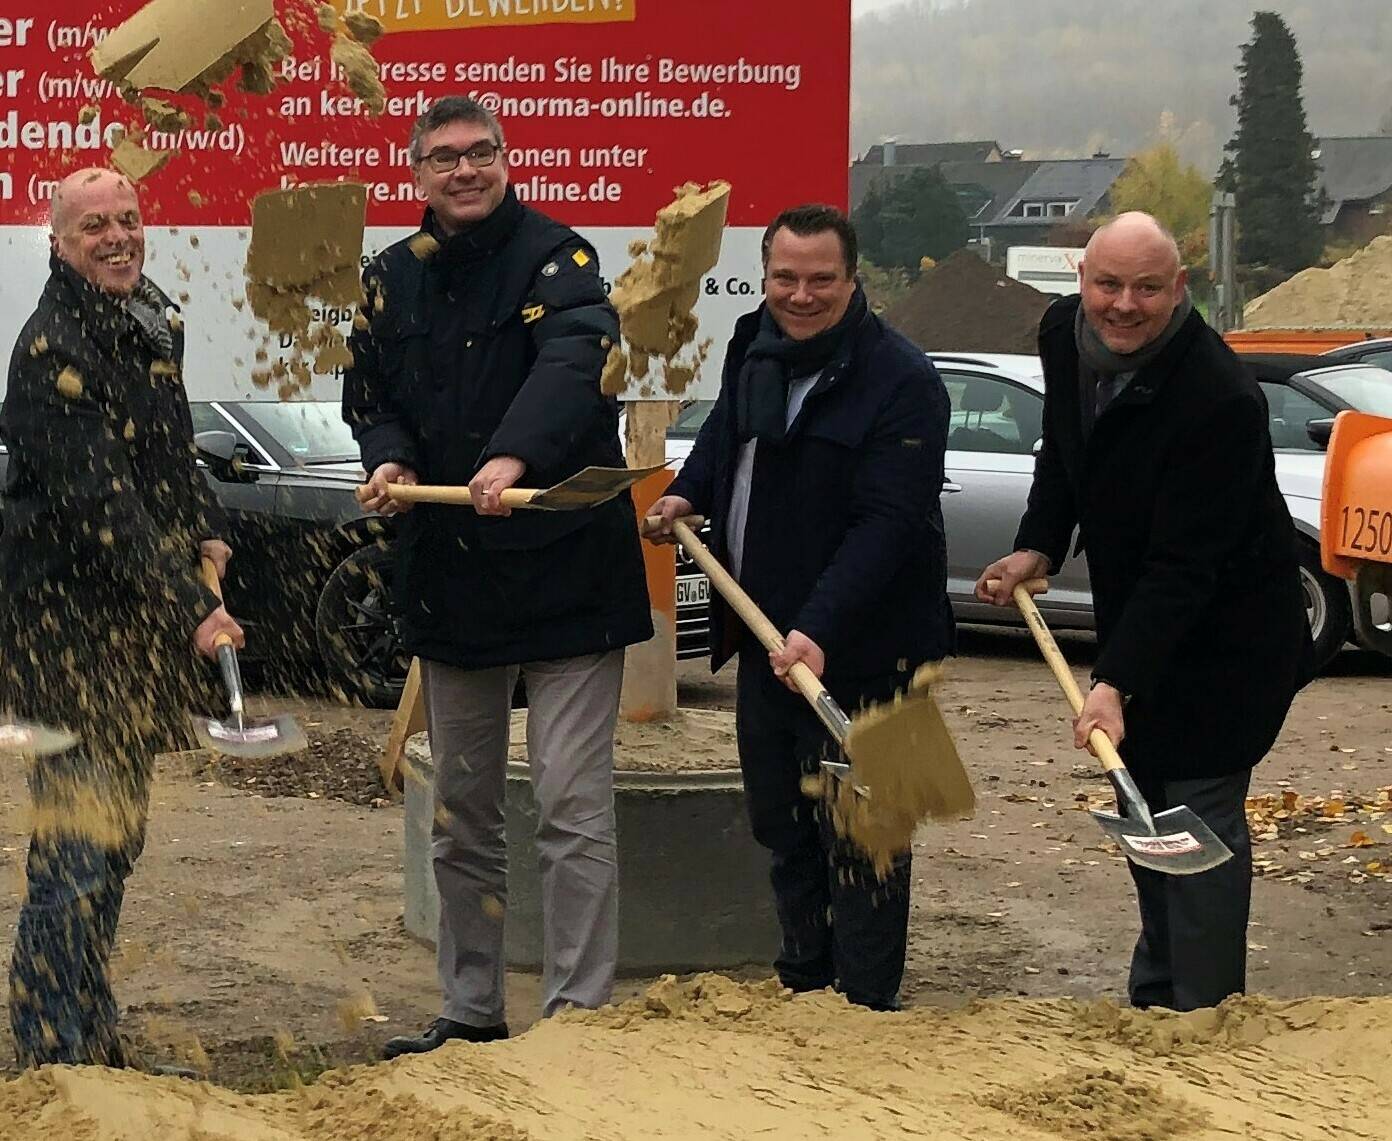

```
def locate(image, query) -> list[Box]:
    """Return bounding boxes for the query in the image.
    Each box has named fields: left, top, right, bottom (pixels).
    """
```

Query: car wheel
left=1296, top=542, right=1351, bottom=670
left=315, top=543, right=410, bottom=709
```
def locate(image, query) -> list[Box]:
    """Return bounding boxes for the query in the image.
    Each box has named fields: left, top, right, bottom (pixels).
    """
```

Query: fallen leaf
left=1349, top=831, right=1376, bottom=849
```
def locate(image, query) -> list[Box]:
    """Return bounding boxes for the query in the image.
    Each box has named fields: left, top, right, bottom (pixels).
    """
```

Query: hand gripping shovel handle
left=360, top=484, right=540, bottom=509
left=652, top=516, right=852, bottom=746
left=200, top=556, right=245, bottom=726
left=990, top=577, right=1155, bottom=831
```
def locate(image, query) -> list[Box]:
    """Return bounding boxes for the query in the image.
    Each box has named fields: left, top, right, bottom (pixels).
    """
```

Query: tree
left=853, top=167, right=969, bottom=274
left=1109, top=144, right=1213, bottom=255
left=1223, top=11, right=1323, bottom=270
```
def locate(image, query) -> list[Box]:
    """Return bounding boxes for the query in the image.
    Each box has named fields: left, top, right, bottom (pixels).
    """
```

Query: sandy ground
left=0, top=628, right=1388, bottom=1117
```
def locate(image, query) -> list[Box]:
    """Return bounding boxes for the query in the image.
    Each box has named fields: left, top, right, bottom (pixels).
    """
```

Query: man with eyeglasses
left=347, top=96, right=651, bottom=1058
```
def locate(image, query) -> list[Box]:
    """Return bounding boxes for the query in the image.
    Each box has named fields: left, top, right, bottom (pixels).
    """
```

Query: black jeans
left=735, top=651, right=911, bottom=1010
left=8, top=747, right=152, bottom=1067
left=1127, top=769, right=1253, bottom=1012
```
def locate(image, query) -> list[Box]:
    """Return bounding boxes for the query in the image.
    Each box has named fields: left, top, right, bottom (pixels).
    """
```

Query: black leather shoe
left=382, top=1017, right=509, bottom=1060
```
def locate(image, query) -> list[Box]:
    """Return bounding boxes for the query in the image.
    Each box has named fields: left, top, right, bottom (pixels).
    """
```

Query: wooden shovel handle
left=664, top=517, right=826, bottom=709
left=356, top=483, right=541, bottom=508
left=199, top=556, right=235, bottom=650
left=988, top=577, right=1125, bottom=775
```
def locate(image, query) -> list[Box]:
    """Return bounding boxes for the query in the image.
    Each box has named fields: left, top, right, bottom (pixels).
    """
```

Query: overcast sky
left=850, top=0, right=1392, bottom=171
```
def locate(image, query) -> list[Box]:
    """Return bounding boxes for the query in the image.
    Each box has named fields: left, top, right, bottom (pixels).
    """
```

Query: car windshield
left=238, top=401, right=358, bottom=464
left=668, top=400, right=715, bottom=439
left=1306, top=366, right=1392, bottom=418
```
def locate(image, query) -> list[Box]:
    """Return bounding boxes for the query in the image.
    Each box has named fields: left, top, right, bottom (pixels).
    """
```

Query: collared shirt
left=726, top=370, right=821, bottom=579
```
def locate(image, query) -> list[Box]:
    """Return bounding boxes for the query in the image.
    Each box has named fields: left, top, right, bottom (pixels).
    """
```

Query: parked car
left=1, top=399, right=406, bottom=708
left=670, top=352, right=1392, bottom=669
left=1320, top=337, right=1392, bottom=372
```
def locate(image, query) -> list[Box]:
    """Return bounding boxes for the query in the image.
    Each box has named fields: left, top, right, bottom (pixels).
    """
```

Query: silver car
left=668, top=352, right=1392, bottom=668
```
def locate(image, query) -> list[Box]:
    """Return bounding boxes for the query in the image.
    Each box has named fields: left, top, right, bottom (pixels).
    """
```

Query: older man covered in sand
left=977, top=212, right=1314, bottom=1011
left=0, top=168, right=243, bottom=1069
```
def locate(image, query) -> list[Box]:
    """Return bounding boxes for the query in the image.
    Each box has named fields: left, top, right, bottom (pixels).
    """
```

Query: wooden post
left=620, top=400, right=682, bottom=723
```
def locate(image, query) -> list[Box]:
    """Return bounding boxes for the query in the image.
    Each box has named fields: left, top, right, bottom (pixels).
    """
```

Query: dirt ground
left=0, top=629, right=1388, bottom=1093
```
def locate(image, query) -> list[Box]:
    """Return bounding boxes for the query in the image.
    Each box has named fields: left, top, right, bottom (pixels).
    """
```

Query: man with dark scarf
left=348, top=98, right=650, bottom=1058
left=977, top=212, right=1313, bottom=1011
left=649, top=205, right=954, bottom=1010
left=1, top=167, right=243, bottom=1068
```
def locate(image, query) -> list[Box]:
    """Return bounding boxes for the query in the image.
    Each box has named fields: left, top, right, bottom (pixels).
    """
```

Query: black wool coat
left=1015, top=296, right=1314, bottom=781
left=344, top=191, right=651, bottom=668
left=669, top=305, right=955, bottom=683
left=0, top=257, right=225, bottom=757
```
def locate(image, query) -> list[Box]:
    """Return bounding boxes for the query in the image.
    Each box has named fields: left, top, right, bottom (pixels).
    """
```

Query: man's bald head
left=49, top=167, right=146, bottom=296
left=1084, top=212, right=1182, bottom=276
left=1078, top=210, right=1188, bottom=355
left=50, top=167, right=137, bottom=234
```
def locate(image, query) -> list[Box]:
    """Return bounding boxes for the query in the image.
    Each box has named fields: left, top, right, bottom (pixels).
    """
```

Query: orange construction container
left=1320, top=410, right=1392, bottom=658
left=1224, top=329, right=1392, bottom=356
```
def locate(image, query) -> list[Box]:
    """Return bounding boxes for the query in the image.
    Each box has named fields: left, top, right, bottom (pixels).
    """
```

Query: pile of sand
left=884, top=250, right=1053, bottom=354
left=1244, top=234, right=1392, bottom=330
left=4, top=975, right=1391, bottom=1139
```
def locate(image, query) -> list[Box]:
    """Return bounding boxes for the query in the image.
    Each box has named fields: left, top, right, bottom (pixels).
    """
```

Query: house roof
left=1315, top=136, right=1392, bottom=224
left=848, top=152, right=1127, bottom=225
left=991, top=159, right=1129, bottom=226
left=860, top=140, right=1002, bottom=166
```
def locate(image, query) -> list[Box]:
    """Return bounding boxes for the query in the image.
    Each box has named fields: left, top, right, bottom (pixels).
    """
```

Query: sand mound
left=883, top=250, right=1053, bottom=354
left=1245, top=234, right=1392, bottom=329
left=5, top=976, right=1391, bottom=1140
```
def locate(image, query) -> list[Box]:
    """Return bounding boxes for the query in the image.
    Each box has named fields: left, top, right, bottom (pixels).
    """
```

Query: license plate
left=676, top=576, right=709, bottom=608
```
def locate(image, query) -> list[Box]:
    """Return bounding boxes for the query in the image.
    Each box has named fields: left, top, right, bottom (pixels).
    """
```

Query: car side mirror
left=195, top=430, right=258, bottom=483
left=1305, top=419, right=1335, bottom=449
left=1032, top=437, right=1044, bottom=456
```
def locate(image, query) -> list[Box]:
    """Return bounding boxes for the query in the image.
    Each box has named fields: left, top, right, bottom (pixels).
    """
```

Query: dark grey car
left=1, top=400, right=407, bottom=707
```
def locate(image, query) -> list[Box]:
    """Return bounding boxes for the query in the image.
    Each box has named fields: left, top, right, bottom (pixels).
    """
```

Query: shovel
left=0, top=718, right=79, bottom=758
left=994, top=577, right=1232, bottom=875
left=362, top=464, right=668, bottom=512
left=649, top=515, right=974, bottom=821
left=190, top=557, right=308, bottom=759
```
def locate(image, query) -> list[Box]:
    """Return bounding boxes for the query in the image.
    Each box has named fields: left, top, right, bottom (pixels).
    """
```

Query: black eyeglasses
left=420, top=142, right=503, bottom=173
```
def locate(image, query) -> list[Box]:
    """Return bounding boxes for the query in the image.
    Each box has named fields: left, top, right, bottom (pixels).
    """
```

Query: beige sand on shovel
left=3, top=975, right=1391, bottom=1140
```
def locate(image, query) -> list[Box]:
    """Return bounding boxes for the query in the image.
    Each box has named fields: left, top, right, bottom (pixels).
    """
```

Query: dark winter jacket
left=669, top=305, right=955, bottom=682
left=344, top=190, right=651, bottom=668
left=1015, top=295, right=1314, bottom=780
left=0, top=256, right=225, bottom=755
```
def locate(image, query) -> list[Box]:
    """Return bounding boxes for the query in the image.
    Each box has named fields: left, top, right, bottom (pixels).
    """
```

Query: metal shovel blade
left=0, top=719, right=79, bottom=758
left=840, top=688, right=975, bottom=821
left=526, top=464, right=667, bottom=510
left=1091, top=804, right=1233, bottom=875
left=191, top=714, right=309, bottom=760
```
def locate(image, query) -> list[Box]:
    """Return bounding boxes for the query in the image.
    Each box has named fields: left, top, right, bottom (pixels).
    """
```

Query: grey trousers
left=421, top=650, right=623, bottom=1026
left=1127, top=769, right=1254, bottom=1012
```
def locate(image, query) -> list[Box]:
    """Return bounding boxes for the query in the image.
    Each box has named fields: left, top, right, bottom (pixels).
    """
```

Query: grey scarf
left=125, top=277, right=175, bottom=360
left=1075, top=292, right=1192, bottom=433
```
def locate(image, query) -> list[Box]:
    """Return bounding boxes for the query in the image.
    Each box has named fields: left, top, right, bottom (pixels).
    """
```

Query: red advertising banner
left=0, top=1, right=850, bottom=228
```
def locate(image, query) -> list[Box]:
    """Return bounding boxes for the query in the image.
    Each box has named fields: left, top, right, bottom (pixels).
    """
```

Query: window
left=188, top=403, right=262, bottom=460
left=1351, top=349, right=1392, bottom=373
left=1258, top=383, right=1328, bottom=451
left=940, top=373, right=1042, bottom=454
left=1047, top=201, right=1076, bottom=217
left=1022, top=202, right=1045, bottom=218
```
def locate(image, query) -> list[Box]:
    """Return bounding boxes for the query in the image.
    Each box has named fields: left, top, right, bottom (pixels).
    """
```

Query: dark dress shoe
left=382, top=1017, right=509, bottom=1060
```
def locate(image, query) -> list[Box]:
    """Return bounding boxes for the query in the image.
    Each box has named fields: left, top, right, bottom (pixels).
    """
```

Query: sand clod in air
left=244, top=182, right=366, bottom=396
left=604, top=181, right=731, bottom=396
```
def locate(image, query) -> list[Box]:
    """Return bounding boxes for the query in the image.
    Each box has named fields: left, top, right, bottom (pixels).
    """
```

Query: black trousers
left=735, top=650, right=911, bottom=1010
left=1126, top=768, right=1253, bottom=1012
